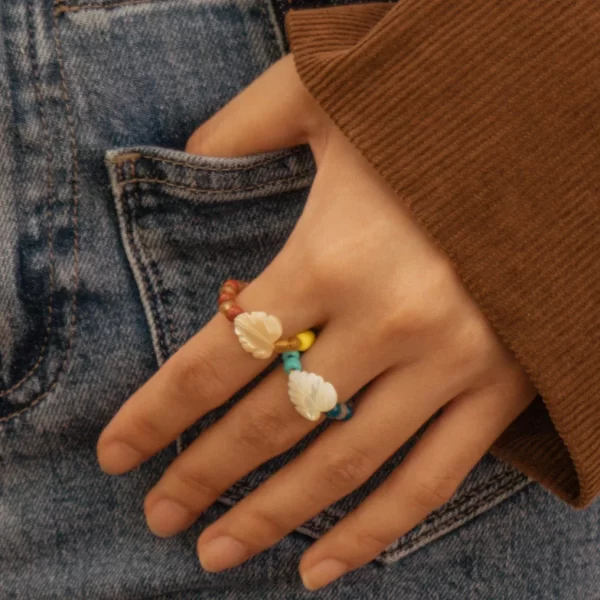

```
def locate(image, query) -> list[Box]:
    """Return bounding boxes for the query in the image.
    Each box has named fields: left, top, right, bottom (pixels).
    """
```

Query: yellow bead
left=296, top=330, right=316, bottom=352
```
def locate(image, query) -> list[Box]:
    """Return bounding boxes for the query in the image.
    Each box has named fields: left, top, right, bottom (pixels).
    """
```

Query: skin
left=97, top=55, right=536, bottom=591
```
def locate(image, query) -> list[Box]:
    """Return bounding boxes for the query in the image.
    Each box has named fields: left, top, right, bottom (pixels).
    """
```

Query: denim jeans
left=0, top=0, right=598, bottom=598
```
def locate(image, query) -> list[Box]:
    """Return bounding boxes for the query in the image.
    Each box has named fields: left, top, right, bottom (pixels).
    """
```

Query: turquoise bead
left=282, top=351, right=302, bottom=374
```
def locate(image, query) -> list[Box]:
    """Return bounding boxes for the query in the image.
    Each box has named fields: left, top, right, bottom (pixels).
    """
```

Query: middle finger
left=143, top=320, right=391, bottom=537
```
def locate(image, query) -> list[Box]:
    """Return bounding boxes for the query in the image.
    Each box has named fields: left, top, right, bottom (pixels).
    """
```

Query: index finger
left=96, top=267, right=318, bottom=475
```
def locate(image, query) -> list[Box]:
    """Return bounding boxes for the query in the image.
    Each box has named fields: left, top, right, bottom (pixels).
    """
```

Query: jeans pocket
left=105, top=144, right=313, bottom=363
left=105, top=144, right=530, bottom=565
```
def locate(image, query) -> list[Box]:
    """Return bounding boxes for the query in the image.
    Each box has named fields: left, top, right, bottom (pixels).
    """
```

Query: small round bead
left=339, top=405, right=353, bottom=421
left=284, top=360, right=302, bottom=374
left=326, top=404, right=341, bottom=419
left=274, top=337, right=301, bottom=353
left=282, top=351, right=302, bottom=374
left=218, top=292, right=235, bottom=305
left=225, top=305, right=245, bottom=321
left=296, top=330, right=316, bottom=352
left=219, top=300, right=234, bottom=315
left=222, top=279, right=241, bottom=293
left=326, top=404, right=352, bottom=421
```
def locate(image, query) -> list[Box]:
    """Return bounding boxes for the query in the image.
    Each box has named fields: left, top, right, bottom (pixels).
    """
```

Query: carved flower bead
left=288, top=370, right=338, bottom=421
left=233, top=312, right=283, bottom=359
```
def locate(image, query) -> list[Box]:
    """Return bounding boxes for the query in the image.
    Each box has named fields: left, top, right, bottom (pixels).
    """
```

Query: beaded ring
left=218, top=280, right=353, bottom=422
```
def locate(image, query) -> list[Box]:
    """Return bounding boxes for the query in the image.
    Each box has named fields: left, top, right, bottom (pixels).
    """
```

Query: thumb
left=185, top=55, right=321, bottom=158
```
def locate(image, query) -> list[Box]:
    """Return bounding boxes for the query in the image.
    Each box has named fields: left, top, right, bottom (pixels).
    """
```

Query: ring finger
left=194, top=359, right=459, bottom=572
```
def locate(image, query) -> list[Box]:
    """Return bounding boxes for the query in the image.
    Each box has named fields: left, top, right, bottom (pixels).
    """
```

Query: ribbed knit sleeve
left=286, top=1, right=600, bottom=508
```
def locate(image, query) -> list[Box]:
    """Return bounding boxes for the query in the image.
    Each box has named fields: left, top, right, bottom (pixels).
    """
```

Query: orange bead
left=219, top=300, right=234, bottom=315
left=218, top=293, right=235, bottom=304
left=274, top=337, right=302, bottom=353
left=223, top=279, right=241, bottom=292
left=225, top=305, right=244, bottom=321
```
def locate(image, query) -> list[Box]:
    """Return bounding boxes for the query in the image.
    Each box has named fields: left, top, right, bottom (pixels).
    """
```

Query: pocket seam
left=55, top=0, right=152, bottom=15
left=110, top=149, right=302, bottom=173
left=131, top=163, right=181, bottom=356
left=118, top=166, right=175, bottom=364
left=122, top=174, right=312, bottom=194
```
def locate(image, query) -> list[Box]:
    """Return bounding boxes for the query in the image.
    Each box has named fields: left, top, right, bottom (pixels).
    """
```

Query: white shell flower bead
left=288, top=371, right=338, bottom=421
left=233, top=311, right=283, bottom=359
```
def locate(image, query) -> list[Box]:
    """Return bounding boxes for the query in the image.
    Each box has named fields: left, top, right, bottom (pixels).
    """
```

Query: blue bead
left=282, top=351, right=302, bottom=374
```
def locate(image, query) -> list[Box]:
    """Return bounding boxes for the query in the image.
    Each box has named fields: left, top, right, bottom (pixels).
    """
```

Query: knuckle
left=318, top=447, right=376, bottom=492
left=243, top=507, right=290, bottom=543
left=380, top=262, right=460, bottom=339
left=169, top=467, right=222, bottom=505
left=165, top=349, right=225, bottom=406
left=304, top=244, right=348, bottom=292
left=409, top=476, right=459, bottom=512
left=234, top=402, right=296, bottom=456
left=127, top=411, right=165, bottom=453
left=351, top=528, right=393, bottom=554
left=450, top=316, right=498, bottom=376
left=454, top=322, right=489, bottom=364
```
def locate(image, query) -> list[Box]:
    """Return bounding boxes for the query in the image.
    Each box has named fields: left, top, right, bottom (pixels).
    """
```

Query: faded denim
left=0, top=0, right=598, bottom=598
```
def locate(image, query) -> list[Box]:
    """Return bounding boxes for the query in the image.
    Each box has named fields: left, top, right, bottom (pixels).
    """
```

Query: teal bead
left=326, top=405, right=341, bottom=419
left=282, top=351, right=302, bottom=374
left=326, top=404, right=353, bottom=421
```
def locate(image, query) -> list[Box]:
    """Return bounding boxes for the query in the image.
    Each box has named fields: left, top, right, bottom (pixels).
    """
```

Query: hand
left=97, top=55, right=536, bottom=591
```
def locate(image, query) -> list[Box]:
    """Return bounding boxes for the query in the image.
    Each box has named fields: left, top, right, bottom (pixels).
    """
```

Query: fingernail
left=146, top=498, right=193, bottom=537
left=99, top=441, right=143, bottom=474
left=198, top=536, right=250, bottom=572
left=301, top=559, right=349, bottom=591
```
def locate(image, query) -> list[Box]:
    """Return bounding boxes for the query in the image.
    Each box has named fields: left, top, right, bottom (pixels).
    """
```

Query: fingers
left=185, top=55, right=323, bottom=158
left=97, top=266, right=320, bottom=475
left=194, top=361, right=453, bottom=573
left=298, top=377, right=535, bottom=590
left=143, top=320, right=393, bottom=537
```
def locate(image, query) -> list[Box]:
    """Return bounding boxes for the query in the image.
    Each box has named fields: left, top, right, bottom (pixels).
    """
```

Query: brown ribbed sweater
left=286, top=1, right=600, bottom=508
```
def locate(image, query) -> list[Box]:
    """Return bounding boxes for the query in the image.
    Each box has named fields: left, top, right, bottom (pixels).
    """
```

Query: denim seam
left=260, top=0, right=287, bottom=59
left=131, top=163, right=180, bottom=355
left=0, top=0, right=57, bottom=398
left=1, top=2, right=81, bottom=424
left=382, top=472, right=530, bottom=562
left=119, top=165, right=171, bottom=364
left=122, top=174, right=311, bottom=194
left=55, top=0, right=159, bottom=15
left=127, top=150, right=301, bottom=173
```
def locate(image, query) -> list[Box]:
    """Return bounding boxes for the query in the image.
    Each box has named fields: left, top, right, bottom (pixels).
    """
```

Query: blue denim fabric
left=0, top=0, right=598, bottom=598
